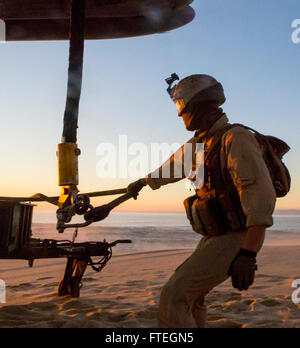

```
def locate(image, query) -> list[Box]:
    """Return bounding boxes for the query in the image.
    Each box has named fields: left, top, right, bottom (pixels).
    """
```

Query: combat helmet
left=166, top=74, right=226, bottom=116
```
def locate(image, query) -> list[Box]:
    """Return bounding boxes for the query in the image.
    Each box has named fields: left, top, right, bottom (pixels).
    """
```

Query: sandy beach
left=0, top=245, right=300, bottom=328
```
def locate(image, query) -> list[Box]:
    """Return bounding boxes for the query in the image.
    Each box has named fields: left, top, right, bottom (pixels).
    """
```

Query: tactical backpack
left=234, top=124, right=291, bottom=198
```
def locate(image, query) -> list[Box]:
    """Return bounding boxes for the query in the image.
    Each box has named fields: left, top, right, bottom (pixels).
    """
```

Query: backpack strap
left=232, top=123, right=257, bottom=133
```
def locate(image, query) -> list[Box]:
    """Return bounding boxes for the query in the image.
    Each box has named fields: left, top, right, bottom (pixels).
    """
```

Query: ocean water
left=31, top=211, right=300, bottom=253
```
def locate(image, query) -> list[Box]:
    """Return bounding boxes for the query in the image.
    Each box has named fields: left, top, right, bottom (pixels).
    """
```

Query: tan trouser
left=158, top=230, right=264, bottom=328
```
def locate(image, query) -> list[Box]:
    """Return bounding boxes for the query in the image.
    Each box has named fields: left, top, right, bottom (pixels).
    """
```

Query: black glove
left=228, top=249, right=258, bottom=291
left=127, top=178, right=147, bottom=200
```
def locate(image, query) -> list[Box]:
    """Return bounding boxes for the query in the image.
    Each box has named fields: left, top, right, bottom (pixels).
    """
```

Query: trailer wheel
left=58, top=279, right=69, bottom=297
left=69, top=278, right=80, bottom=298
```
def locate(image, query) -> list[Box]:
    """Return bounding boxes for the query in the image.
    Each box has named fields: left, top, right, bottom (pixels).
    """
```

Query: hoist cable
left=62, top=0, right=86, bottom=143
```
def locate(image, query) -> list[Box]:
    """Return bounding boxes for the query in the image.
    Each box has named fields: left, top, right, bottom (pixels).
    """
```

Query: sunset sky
left=0, top=0, right=299, bottom=213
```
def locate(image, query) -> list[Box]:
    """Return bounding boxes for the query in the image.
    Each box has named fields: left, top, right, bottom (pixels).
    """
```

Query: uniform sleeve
left=146, top=137, right=197, bottom=190
left=223, top=128, right=276, bottom=228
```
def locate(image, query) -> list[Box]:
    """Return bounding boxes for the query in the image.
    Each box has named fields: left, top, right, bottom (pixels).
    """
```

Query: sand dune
left=0, top=247, right=300, bottom=328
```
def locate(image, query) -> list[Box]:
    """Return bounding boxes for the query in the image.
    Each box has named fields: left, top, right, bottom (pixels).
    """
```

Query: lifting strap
left=0, top=188, right=128, bottom=206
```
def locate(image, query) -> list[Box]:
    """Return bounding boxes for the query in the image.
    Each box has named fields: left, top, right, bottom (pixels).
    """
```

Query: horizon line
left=34, top=208, right=300, bottom=215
